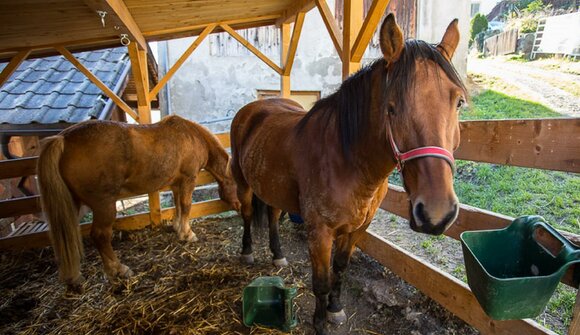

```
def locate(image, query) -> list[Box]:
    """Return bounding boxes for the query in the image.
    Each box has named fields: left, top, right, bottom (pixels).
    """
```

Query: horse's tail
left=37, top=135, right=83, bottom=283
left=252, top=194, right=269, bottom=230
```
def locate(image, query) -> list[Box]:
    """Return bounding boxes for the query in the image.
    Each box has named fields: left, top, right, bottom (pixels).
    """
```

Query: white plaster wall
left=161, top=0, right=470, bottom=132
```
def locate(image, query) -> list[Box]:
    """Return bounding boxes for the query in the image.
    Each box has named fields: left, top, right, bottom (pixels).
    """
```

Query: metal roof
left=0, top=47, right=130, bottom=127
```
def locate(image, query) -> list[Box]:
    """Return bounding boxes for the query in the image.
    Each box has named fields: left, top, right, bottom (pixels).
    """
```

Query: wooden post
left=570, top=290, right=580, bottom=335
left=127, top=43, right=161, bottom=226
left=0, top=50, right=31, bottom=87
left=280, top=22, right=291, bottom=98
left=342, top=0, right=363, bottom=79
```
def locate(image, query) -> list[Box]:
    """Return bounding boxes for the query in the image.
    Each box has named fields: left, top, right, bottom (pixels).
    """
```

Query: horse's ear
left=437, top=19, right=460, bottom=61
left=379, top=13, right=404, bottom=64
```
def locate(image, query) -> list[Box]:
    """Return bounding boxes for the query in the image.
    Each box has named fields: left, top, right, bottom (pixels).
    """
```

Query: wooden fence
left=0, top=118, right=579, bottom=335
left=484, top=29, right=519, bottom=57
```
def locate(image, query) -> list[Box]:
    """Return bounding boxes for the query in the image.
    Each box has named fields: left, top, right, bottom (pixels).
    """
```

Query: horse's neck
left=199, top=131, right=229, bottom=184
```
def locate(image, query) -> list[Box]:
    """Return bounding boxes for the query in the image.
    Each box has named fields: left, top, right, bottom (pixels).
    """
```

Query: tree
left=470, top=13, right=489, bottom=45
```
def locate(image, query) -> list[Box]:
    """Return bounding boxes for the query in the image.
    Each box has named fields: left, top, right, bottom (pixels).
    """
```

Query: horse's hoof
left=181, top=231, right=197, bottom=242
left=327, top=309, right=347, bottom=325
left=240, top=253, right=254, bottom=264
left=65, top=276, right=85, bottom=294
left=119, top=264, right=133, bottom=278
left=272, top=257, right=288, bottom=267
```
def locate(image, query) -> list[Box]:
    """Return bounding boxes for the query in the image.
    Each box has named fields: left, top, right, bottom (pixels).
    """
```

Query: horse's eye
left=457, top=98, right=465, bottom=109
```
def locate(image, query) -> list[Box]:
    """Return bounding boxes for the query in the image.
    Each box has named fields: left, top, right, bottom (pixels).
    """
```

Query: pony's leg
left=90, top=202, right=133, bottom=281
left=238, top=188, right=254, bottom=264
left=308, top=225, right=333, bottom=335
left=268, top=207, right=287, bottom=267
left=171, top=186, right=182, bottom=234
left=326, top=233, right=357, bottom=325
left=174, top=181, right=197, bottom=242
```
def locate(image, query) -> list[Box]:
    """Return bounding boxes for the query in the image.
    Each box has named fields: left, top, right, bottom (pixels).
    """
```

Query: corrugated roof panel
left=0, top=47, right=130, bottom=126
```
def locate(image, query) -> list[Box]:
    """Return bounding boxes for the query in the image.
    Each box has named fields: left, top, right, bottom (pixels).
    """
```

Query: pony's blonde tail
left=37, top=136, right=83, bottom=284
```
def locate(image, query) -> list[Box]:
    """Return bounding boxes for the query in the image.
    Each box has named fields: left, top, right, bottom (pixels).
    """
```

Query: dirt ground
left=0, top=211, right=479, bottom=335
left=468, top=57, right=580, bottom=117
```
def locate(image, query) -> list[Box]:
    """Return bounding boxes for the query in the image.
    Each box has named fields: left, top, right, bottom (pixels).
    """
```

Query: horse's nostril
left=413, top=202, right=430, bottom=227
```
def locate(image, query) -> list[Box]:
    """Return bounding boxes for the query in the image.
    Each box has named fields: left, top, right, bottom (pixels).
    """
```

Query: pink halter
left=388, top=123, right=456, bottom=175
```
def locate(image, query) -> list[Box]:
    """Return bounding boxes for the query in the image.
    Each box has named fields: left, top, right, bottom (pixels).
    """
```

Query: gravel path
left=468, top=57, right=580, bottom=117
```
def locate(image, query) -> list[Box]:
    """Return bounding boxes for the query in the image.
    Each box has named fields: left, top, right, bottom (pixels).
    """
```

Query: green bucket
left=460, top=215, right=580, bottom=320
left=242, top=276, right=298, bottom=331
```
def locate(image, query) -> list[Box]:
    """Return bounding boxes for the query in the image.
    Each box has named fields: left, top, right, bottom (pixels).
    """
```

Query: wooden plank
left=56, top=46, right=140, bottom=121
left=82, top=0, right=147, bottom=50
left=357, top=231, right=557, bottom=335
left=160, top=199, right=233, bottom=221
left=214, top=132, right=230, bottom=148
left=0, top=157, right=37, bottom=180
left=276, top=0, right=315, bottom=26
left=0, top=49, right=31, bottom=87
left=127, top=42, right=151, bottom=123
left=342, top=0, right=363, bottom=78
left=315, top=0, right=343, bottom=59
left=282, top=11, right=306, bottom=76
left=0, top=196, right=41, bottom=219
left=148, top=191, right=162, bottom=226
left=220, top=23, right=283, bottom=75
left=350, top=0, right=391, bottom=62
left=570, top=290, right=580, bottom=335
left=280, top=22, right=291, bottom=98
left=456, top=118, right=580, bottom=173
left=148, top=24, right=216, bottom=100
left=0, top=222, right=93, bottom=250
left=380, top=184, right=580, bottom=288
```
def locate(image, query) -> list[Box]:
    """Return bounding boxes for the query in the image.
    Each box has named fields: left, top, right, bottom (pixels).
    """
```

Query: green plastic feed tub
left=460, top=215, right=580, bottom=320
left=243, top=276, right=297, bottom=331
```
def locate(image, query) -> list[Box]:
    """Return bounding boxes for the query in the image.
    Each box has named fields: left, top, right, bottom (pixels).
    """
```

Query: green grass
left=463, top=90, right=562, bottom=120
left=547, top=285, right=577, bottom=328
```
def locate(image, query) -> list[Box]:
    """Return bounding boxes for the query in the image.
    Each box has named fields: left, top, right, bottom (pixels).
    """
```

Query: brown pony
left=230, top=15, right=466, bottom=334
left=37, top=115, right=240, bottom=292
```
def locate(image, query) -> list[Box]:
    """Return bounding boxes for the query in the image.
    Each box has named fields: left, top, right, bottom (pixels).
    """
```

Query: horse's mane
left=296, top=40, right=466, bottom=157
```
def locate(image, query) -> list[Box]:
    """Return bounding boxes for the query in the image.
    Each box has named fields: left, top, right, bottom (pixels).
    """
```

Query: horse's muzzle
left=409, top=201, right=458, bottom=235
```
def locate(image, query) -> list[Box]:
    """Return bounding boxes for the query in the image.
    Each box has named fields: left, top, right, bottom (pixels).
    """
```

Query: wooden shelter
left=0, top=1, right=578, bottom=334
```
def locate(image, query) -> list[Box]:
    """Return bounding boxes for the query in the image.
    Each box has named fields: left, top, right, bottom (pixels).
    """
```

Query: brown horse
left=230, top=15, right=466, bottom=334
left=37, top=115, right=241, bottom=292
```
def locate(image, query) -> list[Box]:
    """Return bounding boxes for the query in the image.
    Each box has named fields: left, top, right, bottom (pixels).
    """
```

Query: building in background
left=159, top=0, right=470, bottom=132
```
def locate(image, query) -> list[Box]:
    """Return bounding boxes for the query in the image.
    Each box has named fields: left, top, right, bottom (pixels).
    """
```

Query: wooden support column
left=0, top=50, right=31, bottom=87
left=570, top=290, right=580, bottom=335
left=127, top=43, right=161, bottom=226
left=351, top=0, right=391, bottom=62
left=280, top=22, right=291, bottom=98
left=342, top=0, right=363, bottom=79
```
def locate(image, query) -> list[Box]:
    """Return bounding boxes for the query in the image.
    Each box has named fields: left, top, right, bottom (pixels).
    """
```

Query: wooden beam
left=342, top=0, right=363, bottom=78
left=282, top=11, right=306, bottom=76
left=570, top=291, right=580, bottom=335
left=0, top=157, right=37, bottom=180
left=380, top=184, right=580, bottom=288
left=214, top=132, right=230, bottom=148
left=82, top=0, right=147, bottom=51
left=0, top=196, right=41, bottom=219
left=351, top=0, right=391, bottom=62
left=220, top=24, right=283, bottom=75
left=149, top=24, right=216, bottom=101
left=280, top=22, right=291, bottom=98
left=56, top=46, right=139, bottom=121
left=315, top=0, right=343, bottom=59
left=456, top=118, right=580, bottom=173
left=276, top=0, right=316, bottom=26
left=357, top=231, right=557, bottom=335
left=127, top=42, right=151, bottom=123
left=0, top=49, right=31, bottom=87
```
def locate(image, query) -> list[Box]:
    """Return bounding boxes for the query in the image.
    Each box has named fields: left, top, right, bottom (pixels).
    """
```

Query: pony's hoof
left=240, top=253, right=254, bottom=264
left=180, top=231, right=198, bottom=242
left=65, top=276, right=85, bottom=294
left=327, top=309, right=347, bottom=325
left=272, top=257, right=288, bottom=267
left=119, top=264, right=133, bottom=278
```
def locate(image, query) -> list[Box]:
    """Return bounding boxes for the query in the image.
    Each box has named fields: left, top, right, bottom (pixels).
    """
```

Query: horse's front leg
left=173, top=180, right=197, bottom=242
left=308, top=225, right=333, bottom=335
left=268, top=207, right=287, bottom=267
left=90, top=202, right=133, bottom=282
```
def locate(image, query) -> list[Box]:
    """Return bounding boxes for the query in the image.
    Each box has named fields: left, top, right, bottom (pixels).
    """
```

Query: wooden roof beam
left=315, top=0, right=343, bottom=60
left=276, top=0, right=315, bottom=26
left=0, top=49, right=31, bottom=88
left=82, top=0, right=148, bottom=50
left=220, top=24, right=283, bottom=75
left=55, top=46, right=139, bottom=121
left=351, top=0, right=391, bottom=62
left=149, top=24, right=216, bottom=101
left=282, top=11, right=306, bottom=76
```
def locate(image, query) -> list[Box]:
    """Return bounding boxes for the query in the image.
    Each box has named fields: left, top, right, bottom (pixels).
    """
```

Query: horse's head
left=218, top=159, right=241, bottom=212
left=380, top=15, right=466, bottom=235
